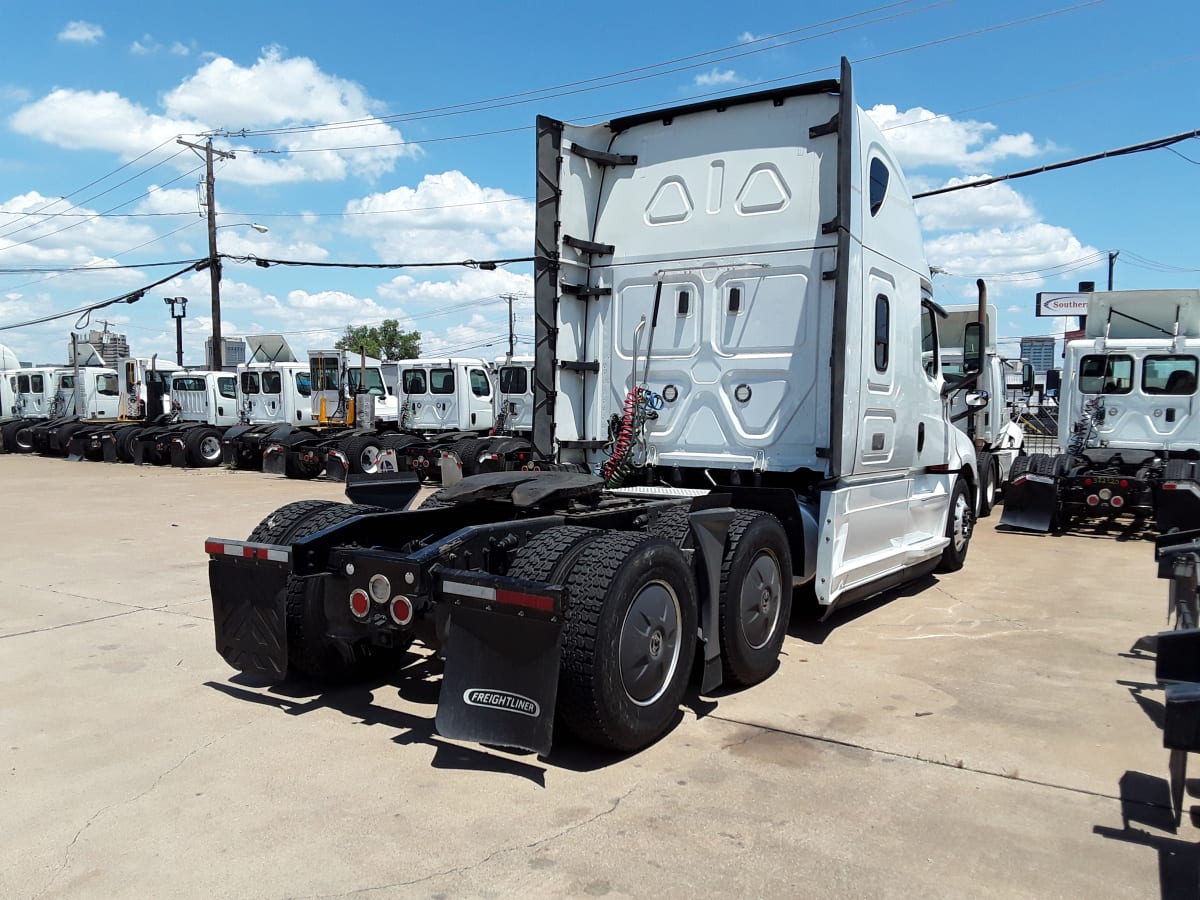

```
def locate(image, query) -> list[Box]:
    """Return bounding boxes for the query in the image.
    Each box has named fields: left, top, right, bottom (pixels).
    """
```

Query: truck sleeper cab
left=207, top=60, right=979, bottom=756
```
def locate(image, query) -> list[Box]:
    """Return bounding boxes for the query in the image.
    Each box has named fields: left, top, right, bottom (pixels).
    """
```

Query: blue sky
left=0, top=0, right=1197, bottom=365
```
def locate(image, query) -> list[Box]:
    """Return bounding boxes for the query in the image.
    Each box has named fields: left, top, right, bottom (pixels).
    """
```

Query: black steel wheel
left=717, top=510, right=793, bottom=687
left=937, top=477, right=975, bottom=573
left=555, top=531, right=698, bottom=752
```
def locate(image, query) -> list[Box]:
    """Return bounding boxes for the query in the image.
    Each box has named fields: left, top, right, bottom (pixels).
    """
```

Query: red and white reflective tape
left=442, top=579, right=554, bottom=612
left=204, top=539, right=290, bottom=563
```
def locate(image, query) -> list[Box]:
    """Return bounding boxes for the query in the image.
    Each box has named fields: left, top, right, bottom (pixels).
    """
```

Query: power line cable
left=913, top=129, right=1200, bottom=198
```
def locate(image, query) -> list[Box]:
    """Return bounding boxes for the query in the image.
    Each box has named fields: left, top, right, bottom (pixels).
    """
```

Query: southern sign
left=1037, top=292, right=1092, bottom=317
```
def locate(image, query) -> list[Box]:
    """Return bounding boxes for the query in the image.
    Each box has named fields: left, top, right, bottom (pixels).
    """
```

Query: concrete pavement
left=0, top=456, right=1191, bottom=898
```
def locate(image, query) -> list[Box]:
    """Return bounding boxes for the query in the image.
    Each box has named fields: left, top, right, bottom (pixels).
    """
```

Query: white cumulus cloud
left=868, top=105, right=1047, bottom=172
left=58, top=21, right=104, bottom=44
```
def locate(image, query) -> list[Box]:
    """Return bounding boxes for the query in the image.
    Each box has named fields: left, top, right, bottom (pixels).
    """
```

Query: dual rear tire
left=507, top=510, right=793, bottom=752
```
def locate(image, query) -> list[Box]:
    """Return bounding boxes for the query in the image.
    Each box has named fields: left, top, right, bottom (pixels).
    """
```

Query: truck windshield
left=1079, top=355, right=1133, bottom=395
left=348, top=367, right=386, bottom=396
left=60, top=375, right=74, bottom=389
left=262, top=371, right=282, bottom=394
left=173, top=377, right=207, bottom=392
left=241, top=372, right=260, bottom=395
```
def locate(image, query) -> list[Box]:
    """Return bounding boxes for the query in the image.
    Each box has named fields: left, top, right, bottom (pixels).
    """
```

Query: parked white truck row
left=0, top=343, right=537, bottom=479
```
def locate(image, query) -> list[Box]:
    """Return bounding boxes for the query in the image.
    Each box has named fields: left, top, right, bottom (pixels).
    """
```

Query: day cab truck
left=206, top=60, right=981, bottom=756
left=382, top=356, right=498, bottom=480
left=1, top=362, right=121, bottom=453
left=1000, top=289, right=1200, bottom=533
left=256, top=348, right=402, bottom=479
left=942, top=290, right=1034, bottom=517
left=55, top=358, right=181, bottom=461
left=128, top=370, right=240, bottom=467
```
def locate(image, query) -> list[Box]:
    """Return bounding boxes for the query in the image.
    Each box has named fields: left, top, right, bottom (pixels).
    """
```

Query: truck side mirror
left=965, top=390, right=989, bottom=409
left=962, top=322, right=984, bottom=374
left=1022, top=363, right=1036, bottom=396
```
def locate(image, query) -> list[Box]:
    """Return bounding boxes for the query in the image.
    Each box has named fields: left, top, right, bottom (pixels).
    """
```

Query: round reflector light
left=368, top=573, right=391, bottom=604
left=389, top=595, right=414, bottom=626
left=1086, top=494, right=1100, bottom=507
left=1111, top=495, right=1125, bottom=508
left=349, top=588, right=370, bottom=618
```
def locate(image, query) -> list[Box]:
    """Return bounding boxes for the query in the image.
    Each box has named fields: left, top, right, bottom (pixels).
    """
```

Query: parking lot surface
left=1, top=457, right=1191, bottom=899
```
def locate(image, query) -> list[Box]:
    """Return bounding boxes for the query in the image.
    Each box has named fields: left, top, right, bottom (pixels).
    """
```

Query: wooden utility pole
left=178, top=138, right=236, bottom=369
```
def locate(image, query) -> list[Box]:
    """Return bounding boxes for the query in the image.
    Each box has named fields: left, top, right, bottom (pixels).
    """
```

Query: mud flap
left=132, top=437, right=148, bottom=466
left=102, top=434, right=119, bottom=463
left=434, top=570, right=564, bottom=756
left=998, top=473, right=1057, bottom=532
left=66, top=435, right=86, bottom=462
left=688, top=506, right=736, bottom=694
left=208, top=555, right=290, bottom=680
left=263, top=443, right=288, bottom=477
left=439, top=452, right=464, bottom=487
left=169, top=438, right=188, bottom=467
left=325, top=449, right=349, bottom=482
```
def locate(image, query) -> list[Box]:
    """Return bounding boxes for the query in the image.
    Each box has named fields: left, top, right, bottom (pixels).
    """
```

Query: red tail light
left=1119, top=479, right=1129, bottom=488
left=1110, top=495, right=1125, bottom=508
left=1086, top=494, right=1100, bottom=507
left=349, top=589, right=370, bottom=618
left=1084, top=478, right=1093, bottom=486
left=389, top=596, right=413, bottom=626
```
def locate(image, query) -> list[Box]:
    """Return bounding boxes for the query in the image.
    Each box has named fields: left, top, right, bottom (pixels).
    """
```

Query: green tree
left=335, top=319, right=421, bottom=360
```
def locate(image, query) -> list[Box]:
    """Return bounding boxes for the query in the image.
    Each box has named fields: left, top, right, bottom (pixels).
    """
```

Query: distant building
left=205, top=337, right=247, bottom=371
left=1020, top=336, right=1057, bottom=374
left=78, top=327, right=130, bottom=368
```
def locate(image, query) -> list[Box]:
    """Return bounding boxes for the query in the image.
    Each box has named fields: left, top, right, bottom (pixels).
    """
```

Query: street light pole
left=165, top=297, right=187, bottom=366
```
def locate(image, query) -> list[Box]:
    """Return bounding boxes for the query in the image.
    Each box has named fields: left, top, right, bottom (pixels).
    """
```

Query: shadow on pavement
left=1094, top=770, right=1199, bottom=900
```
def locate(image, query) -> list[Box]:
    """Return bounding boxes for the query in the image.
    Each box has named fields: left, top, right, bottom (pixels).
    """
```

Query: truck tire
left=554, top=531, right=698, bottom=752
left=937, top=478, right=974, bottom=573
left=448, top=437, right=486, bottom=476
left=282, top=503, right=404, bottom=681
left=507, top=525, right=608, bottom=584
left=9, top=424, right=35, bottom=453
left=976, top=451, right=996, bottom=518
left=185, top=427, right=223, bottom=467
left=247, top=499, right=343, bottom=544
left=717, top=511, right=793, bottom=687
left=1007, top=455, right=1030, bottom=482
left=0, top=420, right=21, bottom=452
left=417, top=490, right=452, bottom=510
left=645, top=502, right=693, bottom=547
left=54, top=422, right=87, bottom=456
left=340, top=434, right=383, bottom=475
left=115, top=427, right=143, bottom=463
